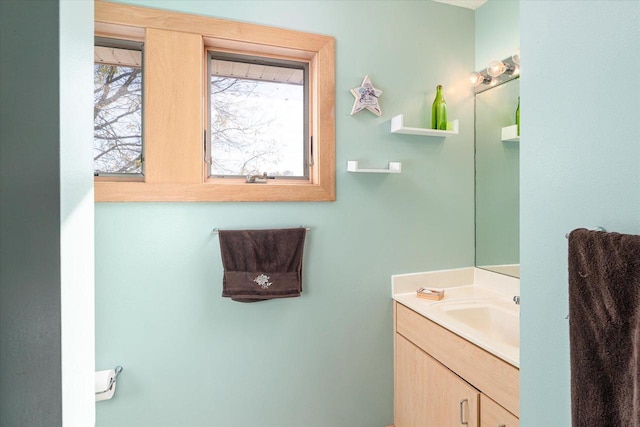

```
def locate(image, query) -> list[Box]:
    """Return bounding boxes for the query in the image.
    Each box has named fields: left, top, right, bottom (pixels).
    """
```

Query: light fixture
left=469, top=71, right=492, bottom=87
left=512, top=48, right=520, bottom=65
left=470, top=49, right=520, bottom=93
left=487, top=60, right=517, bottom=78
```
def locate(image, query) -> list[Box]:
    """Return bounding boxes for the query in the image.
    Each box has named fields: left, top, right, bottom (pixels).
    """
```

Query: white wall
left=60, top=1, right=96, bottom=426
left=520, top=1, right=640, bottom=425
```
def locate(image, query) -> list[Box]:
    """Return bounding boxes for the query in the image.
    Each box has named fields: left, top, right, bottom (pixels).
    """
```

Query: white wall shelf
left=390, top=114, right=459, bottom=137
left=347, top=160, right=402, bottom=174
left=501, top=125, right=520, bottom=142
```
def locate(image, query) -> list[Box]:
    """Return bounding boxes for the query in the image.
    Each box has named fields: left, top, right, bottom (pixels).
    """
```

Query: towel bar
left=565, top=226, right=606, bottom=239
left=211, top=226, right=311, bottom=235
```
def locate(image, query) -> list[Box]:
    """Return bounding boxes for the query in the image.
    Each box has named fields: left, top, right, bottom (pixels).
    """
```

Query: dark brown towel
left=568, top=228, right=640, bottom=427
left=218, top=228, right=306, bottom=302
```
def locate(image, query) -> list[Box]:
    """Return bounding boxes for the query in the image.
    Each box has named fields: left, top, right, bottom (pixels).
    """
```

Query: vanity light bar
left=471, top=56, right=520, bottom=94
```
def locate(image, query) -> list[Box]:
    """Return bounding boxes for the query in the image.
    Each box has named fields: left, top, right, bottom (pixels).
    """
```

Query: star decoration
left=350, top=75, right=382, bottom=117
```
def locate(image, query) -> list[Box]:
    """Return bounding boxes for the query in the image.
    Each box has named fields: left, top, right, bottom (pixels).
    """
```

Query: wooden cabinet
left=395, top=334, right=479, bottom=427
left=394, top=302, right=519, bottom=426
left=480, top=395, right=519, bottom=427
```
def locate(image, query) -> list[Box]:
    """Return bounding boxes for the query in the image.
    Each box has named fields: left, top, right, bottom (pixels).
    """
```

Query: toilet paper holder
left=96, top=365, right=123, bottom=395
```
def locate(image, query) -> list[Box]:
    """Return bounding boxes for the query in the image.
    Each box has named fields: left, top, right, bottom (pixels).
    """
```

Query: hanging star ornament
left=350, top=75, right=383, bottom=117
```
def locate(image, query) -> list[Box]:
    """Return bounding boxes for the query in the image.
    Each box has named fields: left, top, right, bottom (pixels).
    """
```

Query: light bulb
left=469, top=72, right=491, bottom=87
left=512, top=48, right=520, bottom=65
left=469, top=72, right=482, bottom=87
left=487, top=60, right=507, bottom=77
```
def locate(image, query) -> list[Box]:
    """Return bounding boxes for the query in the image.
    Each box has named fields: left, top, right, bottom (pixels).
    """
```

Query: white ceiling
left=433, top=0, right=488, bottom=10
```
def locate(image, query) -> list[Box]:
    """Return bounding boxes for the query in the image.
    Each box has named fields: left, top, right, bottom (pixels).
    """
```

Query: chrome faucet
left=513, top=296, right=520, bottom=305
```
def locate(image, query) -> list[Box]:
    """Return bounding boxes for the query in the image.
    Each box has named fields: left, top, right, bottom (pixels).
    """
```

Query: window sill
left=94, top=175, right=144, bottom=182
left=94, top=180, right=335, bottom=202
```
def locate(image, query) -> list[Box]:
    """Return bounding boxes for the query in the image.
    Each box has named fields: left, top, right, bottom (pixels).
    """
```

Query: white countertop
left=392, top=267, right=520, bottom=367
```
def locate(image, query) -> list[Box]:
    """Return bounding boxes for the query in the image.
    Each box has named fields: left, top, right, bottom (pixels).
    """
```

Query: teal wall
left=1, top=2, right=62, bottom=426
left=95, top=2, right=475, bottom=426
left=475, top=0, right=519, bottom=71
left=520, top=1, right=640, bottom=426
left=1, top=1, right=95, bottom=425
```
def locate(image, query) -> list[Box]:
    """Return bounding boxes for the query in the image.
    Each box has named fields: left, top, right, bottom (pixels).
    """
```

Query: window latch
left=246, top=172, right=275, bottom=184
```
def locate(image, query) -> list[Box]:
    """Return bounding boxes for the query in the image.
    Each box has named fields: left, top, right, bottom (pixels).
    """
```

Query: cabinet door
left=480, top=394, right=519, bottom=427
left=395, top=334, right=479, bottom=427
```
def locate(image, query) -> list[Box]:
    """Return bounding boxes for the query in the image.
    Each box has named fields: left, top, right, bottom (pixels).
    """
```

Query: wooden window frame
left=94, top=1, right=335, bottom=202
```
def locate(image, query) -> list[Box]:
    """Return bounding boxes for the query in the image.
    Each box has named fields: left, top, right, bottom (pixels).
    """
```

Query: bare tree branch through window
left=93, top=62, right=142, bottom=174
left=208, top=55, right=307, bottom=179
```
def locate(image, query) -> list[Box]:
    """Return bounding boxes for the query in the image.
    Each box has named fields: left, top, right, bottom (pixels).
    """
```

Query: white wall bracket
left=501, top=125, right=520, bottom=142
left=390, top=114, right=459, bottom=136
left=347, top=161, right=402, bottom=174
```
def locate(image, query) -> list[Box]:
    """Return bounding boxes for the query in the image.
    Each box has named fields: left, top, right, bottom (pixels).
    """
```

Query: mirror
left=475, top=79, right=520, bottom=277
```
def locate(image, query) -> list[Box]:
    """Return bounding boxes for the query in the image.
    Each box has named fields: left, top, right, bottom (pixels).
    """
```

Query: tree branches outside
left=93, top=62, right=304, bottom=178
left=94, top=64, right=142, bottom=174
left=209, top=76, right=304, bottom=178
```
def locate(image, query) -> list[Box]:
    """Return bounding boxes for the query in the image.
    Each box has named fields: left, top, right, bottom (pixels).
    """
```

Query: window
left=93, top=38, right=143, bottom=176
left=95, top=1, right=335, bottom=202
left=208, top=53, right=309, bottom=180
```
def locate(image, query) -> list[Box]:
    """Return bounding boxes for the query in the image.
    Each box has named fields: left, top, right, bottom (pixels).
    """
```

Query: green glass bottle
left=431, top=85, right=447, bottom=130
left=516, top=96, right=520, bottom=136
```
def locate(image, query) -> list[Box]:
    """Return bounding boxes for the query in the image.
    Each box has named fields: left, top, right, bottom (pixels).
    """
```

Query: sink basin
left=433, top=299, right=519, bottom=348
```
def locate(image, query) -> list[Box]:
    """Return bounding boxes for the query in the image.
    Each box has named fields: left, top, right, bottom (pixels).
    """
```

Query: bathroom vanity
left=391, top=268, right=520, bottom=427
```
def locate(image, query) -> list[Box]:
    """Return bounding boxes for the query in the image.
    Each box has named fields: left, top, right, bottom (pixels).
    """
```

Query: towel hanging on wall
left=568, top=228, right=640, bottom=427
left=218, top=228, right=306, bottom=302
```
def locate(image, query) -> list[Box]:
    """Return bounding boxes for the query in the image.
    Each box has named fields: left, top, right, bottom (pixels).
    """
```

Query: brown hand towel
left=218, top=228, right=306, bottom=302
left=568, top=228, right=640, bottom=427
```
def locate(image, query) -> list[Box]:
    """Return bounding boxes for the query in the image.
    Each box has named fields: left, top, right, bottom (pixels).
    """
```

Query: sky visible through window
left=209, top=75, right=304, bottom=178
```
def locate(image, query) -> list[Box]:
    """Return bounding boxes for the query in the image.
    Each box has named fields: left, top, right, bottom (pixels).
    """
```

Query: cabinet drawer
left=395, top=302, right=519, bottom=416
left=481, top=394, right=519, bottom=427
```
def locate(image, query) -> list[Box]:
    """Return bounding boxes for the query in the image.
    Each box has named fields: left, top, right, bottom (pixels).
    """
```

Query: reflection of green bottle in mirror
left=431, top=85, right=447, bottom=130
left=516, top=96, right=520, bottom=136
